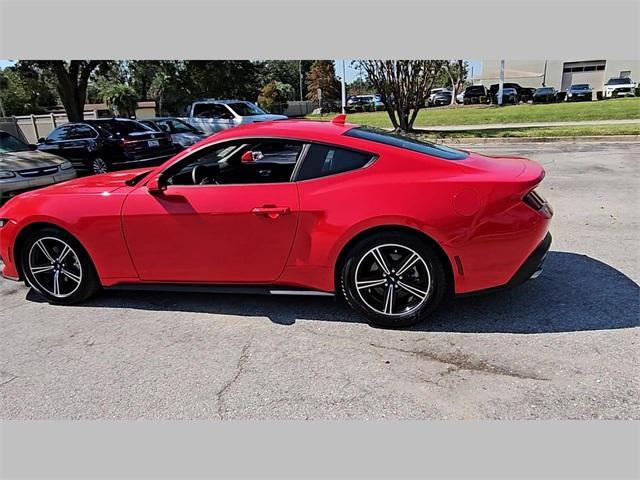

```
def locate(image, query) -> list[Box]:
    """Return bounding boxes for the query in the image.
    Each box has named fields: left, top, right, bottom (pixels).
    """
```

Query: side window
left=296, top=144, right=373, bottom=181
left=46, top=125, right=71, bottom=142
left=193, top=103, right=234, bottom=119
left=69, top=124, right=96, bottom=140
left=164, top=139, right=305, bottom=186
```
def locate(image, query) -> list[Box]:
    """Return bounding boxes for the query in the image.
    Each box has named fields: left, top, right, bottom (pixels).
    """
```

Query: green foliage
left=259, top=60, right=312, bottom=101
left=258, top=81, right=294, bottom=113
left=0, top=66, right=57, bottom=116
left=306, top=60, right=340, bottom=102
left=101, top=84, right=139, bottom=118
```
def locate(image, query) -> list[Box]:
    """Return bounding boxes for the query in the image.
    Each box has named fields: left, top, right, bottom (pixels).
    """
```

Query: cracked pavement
left=1, top=142, right=639, bottom=419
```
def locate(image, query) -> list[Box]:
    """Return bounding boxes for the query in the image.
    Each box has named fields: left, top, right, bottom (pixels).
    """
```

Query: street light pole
left=341, top=60, right=347, bottom=114
left=498, top=59, right=505, bottom=106
left=299, top=60, right=303, bottom=102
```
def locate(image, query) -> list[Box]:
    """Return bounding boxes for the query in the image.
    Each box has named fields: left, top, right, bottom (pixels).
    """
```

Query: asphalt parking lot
left=1, top=141, right=638, bottom=420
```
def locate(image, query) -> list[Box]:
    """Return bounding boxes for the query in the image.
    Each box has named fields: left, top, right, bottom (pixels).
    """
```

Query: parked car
left=532, top=87, right=558, bottom=103
left=489, top=83, right=535, bottom=103
left=346, top=95, right=385, bottom=112
left=603, top=77, right=637, bottom=98
left=430, top=90, right=453, bottom=107
left=0, top=130, right=76, bottom=205
left=37, top=119, right=177, bottom=175
left=0, top=117, right=552, bottom=328
left=566, top=84, right=593, bottom=102
left=427, top=88, right=450, bottom=106
left=491, top=87, right=519, bottom=105
left=462, top=85, right=490, bottom=104
left=139, top=117, right=208, bottom=149
left=184, top=99, right=287, bottom=134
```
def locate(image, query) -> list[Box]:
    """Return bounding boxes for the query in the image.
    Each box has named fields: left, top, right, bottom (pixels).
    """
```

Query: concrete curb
left=433, top=135, right=640, bottom=145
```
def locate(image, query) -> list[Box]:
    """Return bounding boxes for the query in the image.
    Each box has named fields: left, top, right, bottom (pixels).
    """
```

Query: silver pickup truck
left=183, top=99, right=287, bottom=134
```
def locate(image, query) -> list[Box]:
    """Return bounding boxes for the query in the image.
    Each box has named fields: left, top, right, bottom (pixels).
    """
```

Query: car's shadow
left=25, top=251, right=640, bottom=334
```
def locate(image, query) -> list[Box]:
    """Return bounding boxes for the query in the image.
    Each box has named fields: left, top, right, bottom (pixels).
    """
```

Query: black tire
left=340, top=232, right=446, bottom=328
left=21, top=227, right=101, bottom=305
left=89, top=156, right=109, bottom=175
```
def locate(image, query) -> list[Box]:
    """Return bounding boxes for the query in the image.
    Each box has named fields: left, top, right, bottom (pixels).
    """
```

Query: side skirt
left=105, top=283, right=334, bottom=297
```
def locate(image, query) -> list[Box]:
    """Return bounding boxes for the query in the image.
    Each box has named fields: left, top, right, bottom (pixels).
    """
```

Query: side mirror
left=37, top=137, right=46, bottom=144
left=147, top=175, right=166, bottom=195
left=241, top=151, right=263, bottom=163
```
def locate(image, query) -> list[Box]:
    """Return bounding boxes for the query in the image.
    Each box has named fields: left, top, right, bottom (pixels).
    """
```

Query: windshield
left=92, top=120, right=154, bottom=136
left=536, top=87, right=553, bottom=93
left=344, top=127, right=468, bottom=160
left=156, top=118, right=198, bottom=134
left=571, top=84, right=590, bottom=90
left=0, top=131, right=30, bottom=153
left=607, top=78, right=630, bottom=85
left=227, top=102, right=266, bottom=117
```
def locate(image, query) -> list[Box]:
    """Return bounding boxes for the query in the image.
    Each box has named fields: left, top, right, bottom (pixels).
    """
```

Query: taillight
left=523, top=189, right=552, bottom=218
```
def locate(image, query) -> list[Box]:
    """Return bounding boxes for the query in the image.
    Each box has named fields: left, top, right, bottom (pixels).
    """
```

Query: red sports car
left=0, top=116, right=552, bottom=327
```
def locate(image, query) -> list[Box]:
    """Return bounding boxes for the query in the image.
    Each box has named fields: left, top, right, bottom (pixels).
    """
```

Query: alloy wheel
left=27, top=237, right=83, bottom=298
left=92, top=158, right=108, bottom=174
left=354, top=243, right=432, bottom=316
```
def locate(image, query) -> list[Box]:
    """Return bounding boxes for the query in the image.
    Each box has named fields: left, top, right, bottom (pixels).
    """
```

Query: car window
left=158, top=119, right=196, bottom=133
left=193, top=103, right=235, bottom=119
left=46, top=125, right=72, bottom=142
left=91, top=120, right=152, bottom=136
left=164, top=139, right=304, bottom=186
left=607, top=78, right=629, bottom=85
left=69, top=124, right=97, bottom=140
left=227, top=102, right=266, bottom=117
left=296, top=143, right=374, bottom=181
left=344, top=127, right=468, bottom=160
left=141, top=121, right=161, bottom=132
left=0, top=131, right=30, bottom=153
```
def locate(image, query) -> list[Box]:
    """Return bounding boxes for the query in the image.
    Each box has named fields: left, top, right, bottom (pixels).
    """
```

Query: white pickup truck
left=183, top=99, right=288, bottom=134
left=603, top=77, right=637, bottom=98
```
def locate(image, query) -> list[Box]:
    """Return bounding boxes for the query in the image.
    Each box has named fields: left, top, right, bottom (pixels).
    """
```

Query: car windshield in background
left=158, top=119, right=197, bottom=134
left=607, top=78, right=630, bottom=85
left=503, top=88, right=517, bottom=94
left=0, top=132, right=30, bottom=153
left=466, top=87, right=485, bottom=94
left=227, top=102, right=266, bottom=117
left=92, top=120, right=153, bottom=137
left=344, top=127, right=468, bottom=160
left=572, top=84, right=590, bottom=90
left=536, top=88, right=554, bottom=93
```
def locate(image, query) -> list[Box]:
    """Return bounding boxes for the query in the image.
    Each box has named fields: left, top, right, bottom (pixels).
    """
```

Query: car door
left=37, top=124, right=73, bottom=158
left=121, top=138, right=304, bottom=283
left=62, top=124, right=99, bottom=166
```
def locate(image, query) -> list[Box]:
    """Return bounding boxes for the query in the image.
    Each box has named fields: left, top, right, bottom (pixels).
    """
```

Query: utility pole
left=498, top=59, right=505, bottom=106
left=299, top=60, right=303, bottom=101
left=542, top=60, right=548, bottom=87
left=341, top=60, right=347, bottom=114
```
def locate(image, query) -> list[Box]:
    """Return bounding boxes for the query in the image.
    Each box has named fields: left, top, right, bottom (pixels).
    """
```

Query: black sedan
left=533, top=87, right=558, bottom=103
left=567, top=84, right=593, bottom=102
left=431, top=91, right=453, bottom=107
left=37, top=118, right=178, bottom=175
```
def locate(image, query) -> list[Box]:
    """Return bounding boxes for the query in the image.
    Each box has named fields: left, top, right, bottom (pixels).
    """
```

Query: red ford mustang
left=0, top=116, right=552, bottom=327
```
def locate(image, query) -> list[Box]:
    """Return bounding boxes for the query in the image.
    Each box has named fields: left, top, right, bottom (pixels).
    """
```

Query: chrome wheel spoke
left=31, top=265, right=54, bottom=275
left=397, top=281, right=428, bottom=300
left=383, top=285, right=395, bottom=314
left=356, top=278, right=387, bottom=290
left=61, top=269, right=81, bottom=284
left=58, top=245, right=71, bottom=262
left=52, top=271, right=61, bottom=296
left=371, top=247, right=390, bottom=275
left=397, top=252, right=419, bottom=276
left=35, top=240, right=54, bottom=262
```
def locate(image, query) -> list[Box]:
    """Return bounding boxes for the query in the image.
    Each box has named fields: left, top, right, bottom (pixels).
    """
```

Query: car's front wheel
left=90, top=157, right=109, bottom=174
left=21, top=228, right=100, bottom=305
left=340, top=232, right=446, bottom=328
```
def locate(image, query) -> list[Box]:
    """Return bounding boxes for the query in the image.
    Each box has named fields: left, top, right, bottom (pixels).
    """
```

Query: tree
left=259, top=60, right=312, bottom=101
left=442, top=60, right=468, bottom=106
left=347, top=76, right=376, bottom=96
left=306, top=60, right=340, bottom=107
left=0, top=66, right=57, bottom=116
left=358, top=60, right=444, bottom=131
left=101, top=84, right=139, bottom=118
left=16, top=61, right=110, bottom=121
left=258, top=81, right=294, bottom=113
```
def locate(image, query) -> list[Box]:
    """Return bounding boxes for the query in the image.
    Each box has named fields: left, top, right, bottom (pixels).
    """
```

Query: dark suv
left=489, top=83, right=535, bottom=104
left=37, top=118, right=177, bottom=174
left=462, top=85, right=490, bottom=104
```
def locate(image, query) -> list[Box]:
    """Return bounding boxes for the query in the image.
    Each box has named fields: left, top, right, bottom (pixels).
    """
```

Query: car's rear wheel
left=340, top=232, right=446, bottom=328
left=21, top=227, right=100, bottom=305
left=91, top=157, right=108, bottom=174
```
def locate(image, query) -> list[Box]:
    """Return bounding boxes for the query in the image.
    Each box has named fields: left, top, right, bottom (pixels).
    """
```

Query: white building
left=474, top=60, right=639, bottom=93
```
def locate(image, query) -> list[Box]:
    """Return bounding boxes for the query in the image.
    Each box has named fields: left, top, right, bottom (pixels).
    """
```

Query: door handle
left=251, top=205, right=291, bottom=218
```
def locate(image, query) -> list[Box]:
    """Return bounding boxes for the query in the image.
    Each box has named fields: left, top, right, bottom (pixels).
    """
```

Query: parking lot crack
left=216, top=339, right=253, bottom=419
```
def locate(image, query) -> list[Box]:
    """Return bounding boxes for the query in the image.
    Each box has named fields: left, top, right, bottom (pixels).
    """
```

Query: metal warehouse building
left=474, top=60, right=640, bottom=93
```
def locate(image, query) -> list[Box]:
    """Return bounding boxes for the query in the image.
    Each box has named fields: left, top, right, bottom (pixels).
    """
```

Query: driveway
left=1, top=142, right=638, bottom=419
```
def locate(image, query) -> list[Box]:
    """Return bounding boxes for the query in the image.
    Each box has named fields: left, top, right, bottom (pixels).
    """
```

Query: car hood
left=24, top=168, right=153, bottom=196
left=0, top=150, right=67, bottom=171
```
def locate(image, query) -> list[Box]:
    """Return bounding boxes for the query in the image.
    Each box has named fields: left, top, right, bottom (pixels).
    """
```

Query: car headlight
left=60, top=161, right=73, bottom=170
left=0, top=171, right=16, bottom=179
